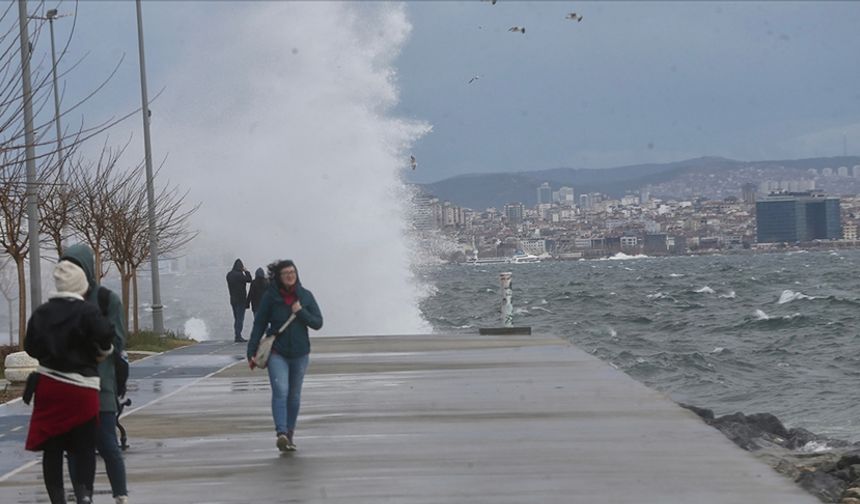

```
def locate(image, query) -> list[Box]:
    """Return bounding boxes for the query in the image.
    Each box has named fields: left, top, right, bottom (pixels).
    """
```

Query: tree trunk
left=15, top=256, right=26, bottom=349
left=132, top=269, right=139, bottom=335
left=8, top=299, right=13, bottom=346
left=120, top=267, right=132, bottom=337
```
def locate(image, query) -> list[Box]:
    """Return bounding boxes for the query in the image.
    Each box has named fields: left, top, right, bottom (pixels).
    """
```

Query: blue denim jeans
left=231, top=304, right=246, bottom=340
left=68, top=411, right=127, bottom=497
left=267, top=352, right=309, bottom=434
left=97, top=411, right=128, bottom=497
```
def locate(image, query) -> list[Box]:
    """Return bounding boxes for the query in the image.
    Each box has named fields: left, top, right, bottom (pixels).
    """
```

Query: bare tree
left=0, top=149, right=55, bottom=347
left=66, top=141, right=129, bottom=280
left=104, top=163, right=198, bottom=334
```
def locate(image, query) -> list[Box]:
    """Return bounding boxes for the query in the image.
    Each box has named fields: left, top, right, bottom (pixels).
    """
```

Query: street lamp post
left=16, top=0, right=41, bottom=309
left=135, top=0, right=164, bottom=334
left=46, top=9, right=65, bottom=183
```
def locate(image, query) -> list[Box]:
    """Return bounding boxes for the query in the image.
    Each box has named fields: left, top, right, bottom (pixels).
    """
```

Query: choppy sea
left=418, top=249, right=860, bottom=442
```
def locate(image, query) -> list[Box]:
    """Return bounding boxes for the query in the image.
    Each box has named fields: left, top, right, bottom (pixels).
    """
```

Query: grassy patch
left=126, top=330, right=196, bottom=353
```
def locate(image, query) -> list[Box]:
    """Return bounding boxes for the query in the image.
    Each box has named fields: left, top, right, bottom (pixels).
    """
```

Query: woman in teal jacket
left=247, top=260, right=322, bottom=452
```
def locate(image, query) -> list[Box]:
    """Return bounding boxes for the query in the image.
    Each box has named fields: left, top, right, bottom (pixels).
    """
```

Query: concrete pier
left=0, top=333, right=816, bottom=503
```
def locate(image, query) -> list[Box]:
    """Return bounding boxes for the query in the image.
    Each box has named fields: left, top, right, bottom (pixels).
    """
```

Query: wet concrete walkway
left=0, top=334, right=817, bottom=503
left=0, top=341, right=244, bottom=478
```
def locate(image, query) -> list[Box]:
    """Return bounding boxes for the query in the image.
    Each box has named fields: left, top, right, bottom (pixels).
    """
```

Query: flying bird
left=410, top=155, right=417, bottom=170
left=508, top=26, right=525, bottom=34
left=566, top=13, right=583, bottom=22
left=468, top=75, right=480, bottom=84
left=481, top=0, right=498, bottom=4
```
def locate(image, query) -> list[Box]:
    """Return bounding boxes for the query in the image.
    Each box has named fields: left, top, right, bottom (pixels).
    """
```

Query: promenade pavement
left=0, top=333, right=817, bottom=503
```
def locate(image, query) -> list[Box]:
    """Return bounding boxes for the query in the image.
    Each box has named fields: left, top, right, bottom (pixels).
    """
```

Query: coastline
left=682, top=404, right=860, bottom=503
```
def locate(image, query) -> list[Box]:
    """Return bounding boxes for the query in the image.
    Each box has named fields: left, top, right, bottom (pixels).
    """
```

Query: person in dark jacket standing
left=62, top=243, right=130, bottom=504
left=247, top=267, right=268, bottom=314
left=25, top=260, right=114, bottom=504
left=226, top=259, right=252, bottom=342
left=247, top=260, right=322, bottom=452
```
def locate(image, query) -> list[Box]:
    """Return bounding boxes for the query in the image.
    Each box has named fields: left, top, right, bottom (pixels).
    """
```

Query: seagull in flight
left=508, top=26, right=525, bottom=34
left=566, top=13, right=584, bottom=22
left=481, top=0, right=498, bottom=4
left=410, top=155, right=417, bottom=170
left=468, top=74, right=481, bottom=84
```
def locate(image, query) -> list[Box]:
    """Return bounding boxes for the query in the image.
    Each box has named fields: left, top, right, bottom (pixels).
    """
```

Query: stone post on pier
left=500, top=272, right=513, bottom=327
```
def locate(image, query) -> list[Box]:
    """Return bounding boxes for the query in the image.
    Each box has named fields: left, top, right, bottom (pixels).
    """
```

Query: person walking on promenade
left=247, top=267, right=269, bottom=315
left=25, top=260, right=114, bottom=504
left=227, top=259, right=252, bottom=342
left=247, top=260, right=323, bottom=452
left=62, top=244, right=130, bottom=504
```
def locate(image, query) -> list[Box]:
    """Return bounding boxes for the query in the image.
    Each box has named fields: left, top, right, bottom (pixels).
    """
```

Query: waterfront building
left=756, top=192, right=841, bottom=243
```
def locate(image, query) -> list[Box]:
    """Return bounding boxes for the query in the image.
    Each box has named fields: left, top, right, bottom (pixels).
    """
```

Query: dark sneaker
left=286, top=430, right=297, bottom=451
left=234, top=337, right=247, bottom=343
left=277, top=433, right=290, bottom=452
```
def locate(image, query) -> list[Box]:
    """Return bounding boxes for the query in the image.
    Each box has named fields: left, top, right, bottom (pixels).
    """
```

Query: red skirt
left=25, top=375, right=99, bottom=451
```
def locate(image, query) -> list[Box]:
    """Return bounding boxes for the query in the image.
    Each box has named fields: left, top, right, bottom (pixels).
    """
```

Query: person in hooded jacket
left=25, top=260, right=114, bottom=504
left=246, top=267, right=269, bottom=314
left=62, top=243, right=130, bottom=504
left=226, top=259, right=252, bottom=342
left=247, top=259, right=322, bottom=452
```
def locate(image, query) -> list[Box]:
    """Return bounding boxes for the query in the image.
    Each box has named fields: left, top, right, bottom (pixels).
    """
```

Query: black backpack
left=97, top=286, right=129, bottom=398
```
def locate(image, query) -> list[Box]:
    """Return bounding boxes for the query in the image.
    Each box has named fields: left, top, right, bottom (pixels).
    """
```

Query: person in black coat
left=25, top=260, right=114, bottom=504
left=247, top=267, right=269, bottom=315
left=226, top=259, right=252, bottom=342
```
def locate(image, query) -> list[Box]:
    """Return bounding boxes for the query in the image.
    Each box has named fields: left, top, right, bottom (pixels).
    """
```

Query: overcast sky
left=36, top=1, right=860, bottom=185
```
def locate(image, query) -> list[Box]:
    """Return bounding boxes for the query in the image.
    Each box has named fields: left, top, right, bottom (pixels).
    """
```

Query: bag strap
left=271, top=313, right=296, bottom=337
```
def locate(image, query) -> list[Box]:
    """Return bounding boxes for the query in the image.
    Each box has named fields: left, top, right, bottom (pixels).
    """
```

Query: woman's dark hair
left=267, top=259, right=298, bottom=288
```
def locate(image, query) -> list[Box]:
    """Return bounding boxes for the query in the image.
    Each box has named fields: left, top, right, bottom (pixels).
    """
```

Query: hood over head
left=60, top=243, right=97, bottom=291
left=232, top=259, right=244, bottom=272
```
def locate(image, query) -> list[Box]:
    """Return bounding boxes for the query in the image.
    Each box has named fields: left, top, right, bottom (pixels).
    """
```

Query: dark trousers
left=43, top=418, right=97, bottom=503
left=68, top=412, right=128, bottom=498
left=232, top=304, right=246, bottom=340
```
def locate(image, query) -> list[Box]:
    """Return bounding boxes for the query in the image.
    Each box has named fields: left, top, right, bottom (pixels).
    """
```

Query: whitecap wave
left=754, top=309, right=771, bottom=320
left=695, top=286, right=716, bottom=294
left=669, top=273, right=684, bottom=277
left=184, top=317, right=209, bottom=341
left=602, top=252, right=650, bottom=261
left=719, top=290, right=736, bottom=299
left=777, top=289, right=815, bottom=304
left=798, top=440, right=834, bottom=454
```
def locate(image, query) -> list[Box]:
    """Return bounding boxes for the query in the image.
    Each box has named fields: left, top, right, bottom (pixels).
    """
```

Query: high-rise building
left=579, top=194, right=591, bottom=209
left=756, top=192, right=841, bottom=243
left=536, top=182, right=553, bottom=205
left=558, top=186, right=575, bottom=206
left=741, top=183, right=757, bottom=204
left=504, top=203, right=525, bottom=224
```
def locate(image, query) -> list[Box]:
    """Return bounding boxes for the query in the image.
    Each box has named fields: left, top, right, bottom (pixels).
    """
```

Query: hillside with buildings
left=412, top=156, right=860, bottom=262
left=420, top=156, right=860, bottom=211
